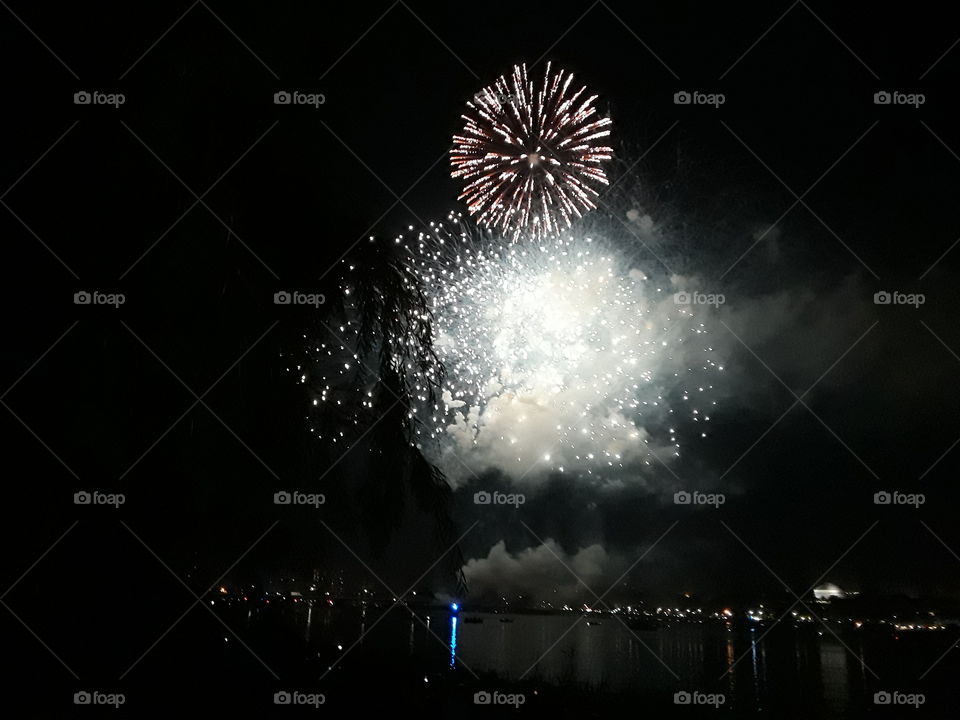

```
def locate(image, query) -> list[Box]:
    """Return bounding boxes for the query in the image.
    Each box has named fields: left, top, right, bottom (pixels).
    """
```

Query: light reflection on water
left=820, top=638, right=849, bottom=718
left=449, top=616, right=457, bottom=668
left=277, top=604, right=942, bottom=714
left=442, top=614, right=865, bottom=713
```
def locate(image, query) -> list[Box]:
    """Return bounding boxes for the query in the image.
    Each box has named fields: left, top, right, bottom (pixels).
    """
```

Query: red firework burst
left=451, top=62, right=613, bottom=241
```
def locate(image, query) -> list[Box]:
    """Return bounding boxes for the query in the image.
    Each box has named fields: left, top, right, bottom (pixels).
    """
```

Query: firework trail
left=451, top=63, right=613, bottom=241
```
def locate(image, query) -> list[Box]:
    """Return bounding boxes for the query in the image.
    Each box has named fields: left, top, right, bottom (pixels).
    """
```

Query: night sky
left=2, top=0, right=960, bottom=708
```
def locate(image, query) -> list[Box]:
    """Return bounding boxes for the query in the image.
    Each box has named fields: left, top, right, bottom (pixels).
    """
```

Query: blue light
left=449, top=616, right=458, bottom=667
left=450, top=602, right=459, bottom=612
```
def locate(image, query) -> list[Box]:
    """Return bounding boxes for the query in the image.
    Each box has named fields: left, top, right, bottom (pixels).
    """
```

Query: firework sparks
left=296, top=212, right=721, bottom=486
left=402, top=215, right=720, bottom=483
left=451, top=63, right=613, bottom=242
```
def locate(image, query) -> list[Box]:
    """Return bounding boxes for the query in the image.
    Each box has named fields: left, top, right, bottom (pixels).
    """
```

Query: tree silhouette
left=304, top=234, right=467, bottom=596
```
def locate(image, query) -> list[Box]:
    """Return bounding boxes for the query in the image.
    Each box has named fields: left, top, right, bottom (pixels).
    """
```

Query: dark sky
left=2, top=3, right=960, bottom=675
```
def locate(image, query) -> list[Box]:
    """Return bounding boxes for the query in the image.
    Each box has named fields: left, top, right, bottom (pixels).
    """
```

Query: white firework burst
left=404, top=214, right=721, bottom=485
left=297, top=213, right=722, bottom=488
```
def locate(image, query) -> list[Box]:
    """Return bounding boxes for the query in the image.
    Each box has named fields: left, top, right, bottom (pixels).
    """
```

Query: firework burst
left=401, top=215, right=720, bottom=484
left=296, top=213, right=722, bottom=486
left=451, top=63, right=614, bottom=241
